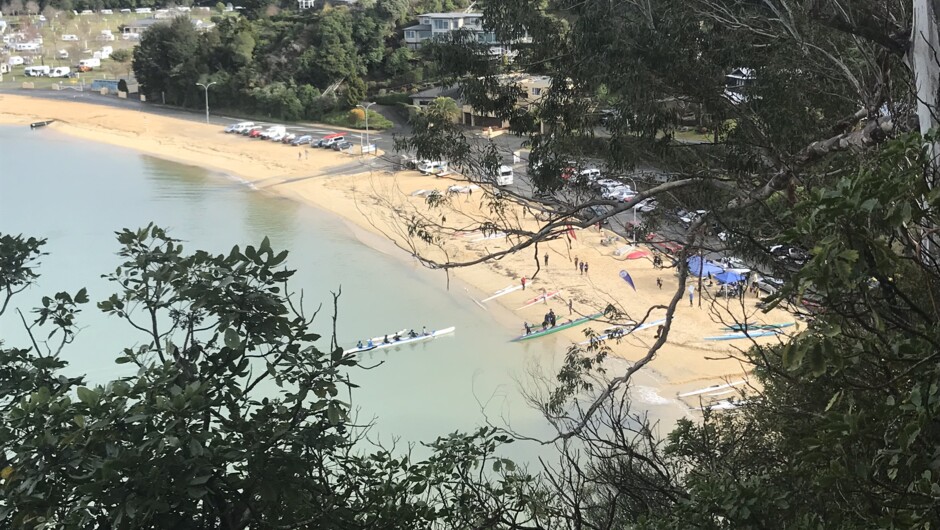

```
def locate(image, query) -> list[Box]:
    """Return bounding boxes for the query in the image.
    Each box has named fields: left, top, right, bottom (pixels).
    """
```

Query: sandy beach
left=0, top=93, right=796, bottom=406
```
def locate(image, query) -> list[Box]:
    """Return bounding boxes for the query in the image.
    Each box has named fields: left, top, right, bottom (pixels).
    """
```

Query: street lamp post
left=626, top=177, right=639, bottom=243
left=356, top=101, right=376, bottom=155
left=195, top=81, right=217, bottom=124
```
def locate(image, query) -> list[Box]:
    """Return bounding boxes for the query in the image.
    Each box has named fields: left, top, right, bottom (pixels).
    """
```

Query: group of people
left=356, top=327, right=430, bottom=349
left=522, top=309, right=559, bottom=335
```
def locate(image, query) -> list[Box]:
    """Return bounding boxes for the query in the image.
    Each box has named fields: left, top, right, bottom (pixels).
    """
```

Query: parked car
left=259, top=125, right=286, bottom=139
left=332, top=140, right=353, bottom=151
left=634, top=198, right=657, bottom=212
left=594, top=178, right=622, bottom=191
left=602, top=186, right=635, bottom=201
left=678, top=209, right=708, bottom=225
left=769, top=245, right=810, bottom=264
left=248, top=128, right=265, bottom=138
left=269, top=132, right=287, bottom=142
left=317, top=133, right=346, bottom=148
left=645, top=232, right=683, bottom=254
left=291, top=135, right=312, bottom=146
left=281, top=133, right=296, bottom=144
left=417, top=160, right=448, bottom=175
left=225, top=121, right=254, bottom=133
left=756, top=276, right=785, bottom=295
left=575, top=205, right=613, bottom=226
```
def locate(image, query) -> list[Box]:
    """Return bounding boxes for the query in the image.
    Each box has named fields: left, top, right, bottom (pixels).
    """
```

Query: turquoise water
left=0, top=125, right=684, bottom=457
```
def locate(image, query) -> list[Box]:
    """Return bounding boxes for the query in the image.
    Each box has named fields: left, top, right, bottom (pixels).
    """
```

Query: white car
left=269, top=132, right=287, bottom=142
left=225, top=121, right=254, bottom=133
left=679, top=209, right=708, bottom=225
left=634, top=198, right=657, bottom=212
left=595, top=178, right=622, bottom=190
left=602, top=186, right=635, bottom=201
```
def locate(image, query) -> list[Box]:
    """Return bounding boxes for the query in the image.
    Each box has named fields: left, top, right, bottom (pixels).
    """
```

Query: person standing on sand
left=544, top=252, right=549, bottom=267
left=584, top=262, right=589, bottom=275
left=298, top=152, right=302, bottom=161
left=574, top=256, right=579, bottom=270
left=524, top=322, right=531, bottom=335
left=579, top=262, right=585, bottom=275
left=688, top=284, right=695, bottom=306
left=656, top=277, right=663, bottom=289
left=568, top=299, right=573, bottom=315
left=521, top=276, right=527, bottom=290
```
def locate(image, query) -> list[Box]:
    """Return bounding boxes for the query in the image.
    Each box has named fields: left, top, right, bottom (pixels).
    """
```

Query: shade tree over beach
left=394, top=0, right=940, bottom=525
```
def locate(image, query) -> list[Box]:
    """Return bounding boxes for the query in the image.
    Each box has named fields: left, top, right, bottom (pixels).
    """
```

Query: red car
left=645, top=232, right=683, bottom=254
left=248, top=128, right=264, bottom=138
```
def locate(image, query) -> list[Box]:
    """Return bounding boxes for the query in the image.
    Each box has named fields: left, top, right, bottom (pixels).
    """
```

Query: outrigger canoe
left=576, top=318, right=666, bottom=346
left=346, top=327, right=455, bottom=354
left=516, top=290, right=560, bottom=310
left=481, top=284, right=523, bottom=303
left=512, top=312, right=605, bottom=342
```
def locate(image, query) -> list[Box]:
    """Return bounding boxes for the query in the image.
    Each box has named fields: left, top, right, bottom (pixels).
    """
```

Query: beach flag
left=619, top=269, right=636, bottom=291
left=567, top=225, right=577, bottom=240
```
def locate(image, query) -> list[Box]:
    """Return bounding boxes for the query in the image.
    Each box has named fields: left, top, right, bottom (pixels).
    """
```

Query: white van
left=24, top=65, right=50, bottom=76
left=495, top=165, right=514, bottom=185
left=418, top=160, right=448, bottom=175
left=50, top=66, right=71, bottom=77
left=260, top=125, right=286, bottom=139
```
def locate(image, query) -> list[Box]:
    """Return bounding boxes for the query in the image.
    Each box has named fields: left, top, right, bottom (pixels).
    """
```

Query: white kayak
left=346, top=327, right=456, bottom=354
left=481, top=284, right=523, bottom=303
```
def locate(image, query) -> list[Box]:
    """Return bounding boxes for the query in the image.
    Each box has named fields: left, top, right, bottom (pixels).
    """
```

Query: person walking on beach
left=584, top=262, right=589, bottom=275
left=298, top=151, right=302, bottom=161
left=524, top=322, right=531, bottom=335
left=656, top=277, right=663, bottom=289
left=688, top=284, right=695, bottom=306
left=568, top=299, right=573, bottom=315
left=544, top=252, right=549, bottom=267
left=574, top=256, right=579, bottom=270
left=521, top=276, right=527, bottom=290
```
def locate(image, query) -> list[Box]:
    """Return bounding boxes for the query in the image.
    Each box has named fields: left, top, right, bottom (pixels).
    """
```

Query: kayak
left=512, top=312, right=605, bottom=342
left=516, top=290, right=560, bottom=310
left=481, top=284, right=523, bottom=303
left=346, top=326, right=455, bottom=354
left=576, top=318, right=666, bottom=345
left=704, top=330, right=781, bottom=340
left=366, top=328, right=407, bottom=344
left=721, top=322, right=794, bottom=332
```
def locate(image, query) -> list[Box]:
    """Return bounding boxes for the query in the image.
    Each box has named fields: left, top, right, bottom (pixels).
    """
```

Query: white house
left=403, top=12, right=524, bottom=55
left=724, top=67, right=755, bottom=104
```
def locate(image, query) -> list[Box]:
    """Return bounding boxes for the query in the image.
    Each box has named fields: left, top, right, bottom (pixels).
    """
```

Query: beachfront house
left=403, top=12, right=526, bottom=56
left=724, top=67, right=755, bottom=104
left=413, top=74, right=552, bottom=131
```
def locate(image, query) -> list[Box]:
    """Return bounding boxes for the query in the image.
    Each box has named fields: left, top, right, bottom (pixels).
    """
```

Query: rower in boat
left=357, top=340, right=363, bottom=349
left=408, top=329, right=418, bottom=338
left=367, top=339, right=374, bottom=348
left=393, top=332, right=401, bottom=341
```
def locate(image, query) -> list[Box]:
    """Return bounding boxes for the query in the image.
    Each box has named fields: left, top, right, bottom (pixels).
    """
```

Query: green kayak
left=512, top=312, right=606, bottom=342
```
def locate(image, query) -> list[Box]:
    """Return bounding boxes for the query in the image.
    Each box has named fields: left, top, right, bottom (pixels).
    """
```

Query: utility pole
left=195, top=81, right=217, bottom=124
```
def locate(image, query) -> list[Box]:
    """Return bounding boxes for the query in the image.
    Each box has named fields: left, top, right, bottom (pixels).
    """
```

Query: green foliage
left=425, top=96, right=461, bottom=123
left=321, top=108, right=393, bottom=130
left=0, top=226, right=531, bottom=527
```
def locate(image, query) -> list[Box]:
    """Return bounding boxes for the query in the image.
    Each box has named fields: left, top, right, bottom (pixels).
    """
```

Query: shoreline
left=0, top=93, right=793, bottom=409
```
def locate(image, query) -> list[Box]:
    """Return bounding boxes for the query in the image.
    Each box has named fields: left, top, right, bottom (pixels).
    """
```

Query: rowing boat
left=512, top=312, right=605, bottom=342
left=365, top=328, right=408, bottom=344
left=721, top=322, right=794, bottom=332
left=576, top=318, right=666, bottom=345
left=516, top=290, right=560, bottom=310
left=346, top=326, right=456, bottom=354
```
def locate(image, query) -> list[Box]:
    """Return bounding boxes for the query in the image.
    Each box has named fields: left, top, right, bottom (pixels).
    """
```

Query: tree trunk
left=907, top=0, right=940, bottom=161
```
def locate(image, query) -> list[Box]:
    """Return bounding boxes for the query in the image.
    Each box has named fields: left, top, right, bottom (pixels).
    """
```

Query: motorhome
left=50, top=66, right=71, bottom=77
left=494, top=165, right=514, bottom=186
left=13, top=42, right=40, bottom=52
left=417, top=160, right=448, bottom=175
left=24, top=65, right=50, bottom=76
left=78, top=58, right=100, bottom=71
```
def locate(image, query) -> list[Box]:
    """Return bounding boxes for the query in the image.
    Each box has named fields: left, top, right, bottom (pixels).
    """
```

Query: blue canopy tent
left=687, top=256, right=724, bottom=277
left=714, top=270, right=744, bottom=284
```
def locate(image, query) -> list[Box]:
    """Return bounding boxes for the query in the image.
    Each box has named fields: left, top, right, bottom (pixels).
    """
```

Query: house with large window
left=403, top=12, right=522, bottom=56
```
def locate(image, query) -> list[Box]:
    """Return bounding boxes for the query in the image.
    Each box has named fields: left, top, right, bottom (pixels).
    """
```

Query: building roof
left=421, top=12, right=482, bottom=18
left=403, top=23, right=432, bottom=32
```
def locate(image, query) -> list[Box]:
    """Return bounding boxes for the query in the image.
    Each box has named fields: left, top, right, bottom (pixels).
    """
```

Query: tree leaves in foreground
left=0, top=226, right=538, bottom=529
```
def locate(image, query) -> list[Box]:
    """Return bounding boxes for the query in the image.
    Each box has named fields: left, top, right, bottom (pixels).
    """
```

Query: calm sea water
left=0, top=125, right=685, bottom=458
